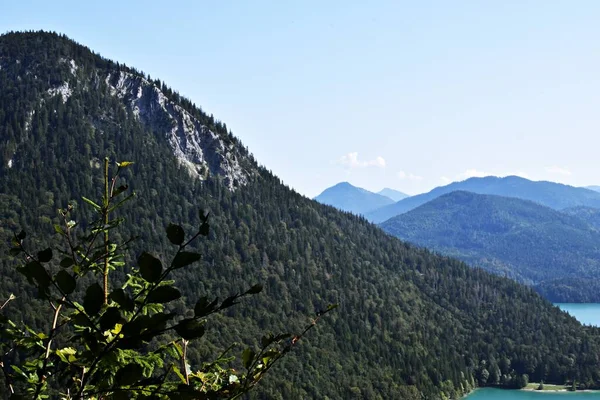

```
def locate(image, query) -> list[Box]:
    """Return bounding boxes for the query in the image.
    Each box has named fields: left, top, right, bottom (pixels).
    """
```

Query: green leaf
left=83, top=283, right=104, bottom=316
left=146, top=286, right=181, bottom=304
left=220, top=295, right=239, bottom=309
left=82, top=196, right=101, bottom=210
left=112, top=184, right=129, bottom=198
left=8, top=247, right=22, bottom=256
left=172, top=251, right=201, bottom=269
left=172, top=365, right=187, bottom=384
left=99, top=307, right=121, bottom=331
left=110, top=289, right=135, bottom=312
left=55, top=270, right=76, bottom=294
left=108, top=193, right=136, bottom=213
left=115, top=363, right=144, bottom=386
left=26, top=261, right=51, bottom=289
left=60, top=257, right=75, bottom=268
left=166, top=224, right=185, bottom=245
left=53, top=224, right=65, bottom=235
left=243, top=348, right=255, bottom=369
left=37, top=248, right=53, bottom=263
left=138, top=252, right=162, bottom=283
left=111, top=391, right=130, bottom=400
left=174, top=319, right=205, bottom=340
left=199, top=222, right=209, bottom=237
left=245, top=284, right=263, bottom=295
left=194, top=297, right=219, bottom=318
left=148, top=312, right=176, bottom=332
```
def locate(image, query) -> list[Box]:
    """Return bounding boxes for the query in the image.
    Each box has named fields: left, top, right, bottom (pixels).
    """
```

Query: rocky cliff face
left=12, top=53, right=251, bottom=190
left=101, top=70, right=249, bottom=189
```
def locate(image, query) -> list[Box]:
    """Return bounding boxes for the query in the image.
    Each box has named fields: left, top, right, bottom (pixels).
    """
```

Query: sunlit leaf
left=243, top=348, right=255, bottom=369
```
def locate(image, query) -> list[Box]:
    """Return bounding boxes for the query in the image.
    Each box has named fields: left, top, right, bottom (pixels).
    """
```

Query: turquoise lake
left=465, top=304, right=600, bottom=399
left=554, top=303, right=600, bottom=327
left=467, top=388, right=600, bottom=399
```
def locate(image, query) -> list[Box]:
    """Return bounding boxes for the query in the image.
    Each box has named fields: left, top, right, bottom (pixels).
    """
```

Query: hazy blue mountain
left=367, top=175, right=600, bottom=223
left=380, top=191, right=600, bottom=301
left=377, top=187, right=409, bottom=202
left=586, top=185, right=600, bottom=193
left=562, top=206, right=600, bottom=230
left=314, top=182, right=394, bottom=214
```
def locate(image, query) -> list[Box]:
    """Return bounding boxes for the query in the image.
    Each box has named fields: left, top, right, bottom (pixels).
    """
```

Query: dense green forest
left=380, top=191, right=600, bottom=302
left=3, top=31, right=600, bottom=399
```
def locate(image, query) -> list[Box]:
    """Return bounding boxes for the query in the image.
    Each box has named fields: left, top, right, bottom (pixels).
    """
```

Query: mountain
left=367, top=175, right=600, bottom=223
left=313, top=182, right=394, bottom=214
left=377, top=187, right=409, bottom=202
left=586, top=185, right=600, bottom=193
left=380, top=191, right=600, bottom=301
left=562, top=206, right=600, bottom=230
left=3, top=31, right=600, bottom=398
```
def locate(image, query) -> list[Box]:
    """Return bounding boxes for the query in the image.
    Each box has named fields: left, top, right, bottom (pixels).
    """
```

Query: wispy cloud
left=545, top=166, right=572, bottom=176
left=337, top=152, right=386, bottom=169
left=398, top=170, right=423, bottom=181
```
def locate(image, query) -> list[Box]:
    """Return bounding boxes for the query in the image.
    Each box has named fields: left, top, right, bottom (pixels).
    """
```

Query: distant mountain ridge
left=586, top=185, right=600, bottom=193
left=380, top=190, right=600, bottom=301
left=314, top=182, right=395, bottom=214
left=377, top=188, right=409, bottom=202
left=367, top=175, right=600, bottom=223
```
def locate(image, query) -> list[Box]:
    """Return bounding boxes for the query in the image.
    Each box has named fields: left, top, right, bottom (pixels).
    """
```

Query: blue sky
left=3, top=1, right=600, bottom=197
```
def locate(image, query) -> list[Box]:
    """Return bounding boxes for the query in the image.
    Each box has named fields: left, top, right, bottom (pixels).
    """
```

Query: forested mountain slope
left=380, top=191, right=600, bottom=302
left=563, top=206, right=600, bottom=231
left=367, top=175, right=600, bottom=223
left=314, top=182, right=394, bottom=214
left=2, top=31, right=600, bottom=399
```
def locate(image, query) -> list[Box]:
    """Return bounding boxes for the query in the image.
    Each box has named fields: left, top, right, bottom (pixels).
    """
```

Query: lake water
left=555, top=303, right=600, bottom=327
left=467, top=388, right=600, bottom=399
left=465, top=304, right=600, bottom=399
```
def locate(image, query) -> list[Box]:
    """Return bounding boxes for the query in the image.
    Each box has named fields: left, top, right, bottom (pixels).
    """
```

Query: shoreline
left=462, top=385, right=600, bottom=398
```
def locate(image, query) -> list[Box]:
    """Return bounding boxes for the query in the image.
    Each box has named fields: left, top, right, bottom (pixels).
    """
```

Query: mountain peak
left=0, top=31, right=254, bottom=190
left=314, top=182, right=394, bottom=214
left=377, top=187, right=409, bottom=202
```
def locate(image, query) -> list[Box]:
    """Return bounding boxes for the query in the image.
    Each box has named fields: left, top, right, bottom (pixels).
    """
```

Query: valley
left=1, top=30, right=600, bottom=399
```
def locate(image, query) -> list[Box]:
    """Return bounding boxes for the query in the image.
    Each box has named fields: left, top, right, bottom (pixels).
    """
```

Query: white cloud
left=397, top=171, right=423, bottom=181
left=545, top=166, right=572, bottom=176
left=440, top=176, right=451, bottom=184
left=337, top=152, right=386, bottom=168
